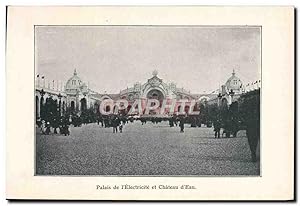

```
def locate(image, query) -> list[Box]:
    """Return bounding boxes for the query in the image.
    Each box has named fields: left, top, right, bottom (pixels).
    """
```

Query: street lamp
left=217, top=93, right=222, bottom=107
left=217, top=92, right=223, bottom=122
left=218, top=93, right=222, bottom=99
left=39, top=89, right=46, bottom=119
left=40, top=89, right=45, bottom=97
left=37, top=74, right=40, bottom=87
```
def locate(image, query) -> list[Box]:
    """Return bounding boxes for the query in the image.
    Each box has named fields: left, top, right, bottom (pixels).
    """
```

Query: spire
left=232, top=69, right=236, bottom=76
left=74, top=68, right=77, bottom=76
left=152, top=70, right=158, bottom=77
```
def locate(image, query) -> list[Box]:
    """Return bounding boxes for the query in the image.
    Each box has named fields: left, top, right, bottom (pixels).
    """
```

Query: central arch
left=146, top=89, right=165, bottom=101
left=146, top=89, right=165, bottom=108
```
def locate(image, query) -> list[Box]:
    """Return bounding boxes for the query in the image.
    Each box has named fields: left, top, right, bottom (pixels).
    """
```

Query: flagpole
left=42, top=76, right=45, bottom=88
left=37, top=74, right=40, bottom=87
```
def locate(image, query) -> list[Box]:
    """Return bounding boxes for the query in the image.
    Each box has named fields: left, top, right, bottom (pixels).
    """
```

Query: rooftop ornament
left=152, top=70, right=158, bottom=77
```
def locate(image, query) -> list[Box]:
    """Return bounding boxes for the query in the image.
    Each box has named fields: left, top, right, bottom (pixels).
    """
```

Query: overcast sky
left=36, top=26, right=260, bottom=94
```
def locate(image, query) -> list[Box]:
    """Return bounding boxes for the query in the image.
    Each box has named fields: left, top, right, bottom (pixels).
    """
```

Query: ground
left=36, top=121, right=260, bottom=176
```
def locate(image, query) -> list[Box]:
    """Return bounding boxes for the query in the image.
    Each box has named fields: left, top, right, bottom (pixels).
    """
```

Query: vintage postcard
left=6, top=6, right=294, bottom=200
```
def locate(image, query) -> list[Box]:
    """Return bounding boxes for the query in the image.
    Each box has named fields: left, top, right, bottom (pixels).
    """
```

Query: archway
left=94, top=102, right=99, bottom=113
left=80, top=98, right=87, bottom=111
left=71, top=101, right=75, bottom=111
left=177, top=105, right=182, bottom=113
left=100, top=95, right=112, bottom=102
left=221, top=98, right=228, bottom=107
left=220, top=98, right=229, bottom=122
left=184, top=105, right=190, bottom=114
left=198, top=96, right=210, bottom=104
left=146, top=89, right=165, bottom=107
left=146, top=89, right=164, bottom=100
left=105, top=105, right=111, bottom=113
left=183, top=96, right=190, bottom=100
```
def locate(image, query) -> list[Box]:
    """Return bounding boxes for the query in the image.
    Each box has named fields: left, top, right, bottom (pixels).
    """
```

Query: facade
left=64, top=69, right=100, bottom=112
left=206, top=70, right=245, bottom=106
left=118, top=70, right=206, bottom=102
left=35, top=69, right=245, bottom=118
left=35, top=84, right=67, bottom=119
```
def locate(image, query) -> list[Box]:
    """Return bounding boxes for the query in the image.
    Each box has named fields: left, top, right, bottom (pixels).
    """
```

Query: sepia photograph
left=35, top=26, right=261, bottom=176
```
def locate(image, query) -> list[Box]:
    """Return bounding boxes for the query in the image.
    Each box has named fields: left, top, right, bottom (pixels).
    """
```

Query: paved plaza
left=36, top=121, right=260, bottom=176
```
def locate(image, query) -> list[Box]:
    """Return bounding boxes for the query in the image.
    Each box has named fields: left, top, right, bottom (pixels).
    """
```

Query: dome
left=65, top=69, right=84, bottom=91
left=225, top=70, right=243, bottom=93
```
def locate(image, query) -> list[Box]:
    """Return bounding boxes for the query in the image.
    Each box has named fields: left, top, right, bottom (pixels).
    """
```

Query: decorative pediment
left=148, top=76, right=162, bottom=87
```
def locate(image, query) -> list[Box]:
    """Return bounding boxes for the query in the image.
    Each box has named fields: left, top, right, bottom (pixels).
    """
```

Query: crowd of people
left=95, top=115, right=188, bottom=133
left=37, top=116, right=71, bottom=136
left=36, top=90, right=260, bottom=163
left=36, top=111, right=196, bottom=136
left=36, top=109, right=242, bottom=137
left=36, top=90, right=259, bottom=143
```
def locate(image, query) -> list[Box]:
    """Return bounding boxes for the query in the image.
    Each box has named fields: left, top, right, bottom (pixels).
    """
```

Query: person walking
left=214, top=119, right=221, bottom=138
left=45, top=122, right=51, bottom=135
left=112, top=117, right=120, bottom=133
left=119, top=124, right=123, bottom=133
left=179, top=117, right=185, bottom=133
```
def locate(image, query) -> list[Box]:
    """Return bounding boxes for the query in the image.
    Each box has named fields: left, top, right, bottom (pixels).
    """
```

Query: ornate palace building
left=35, top=69, right=245, bottom=118
left=207, top=69, right=245, bottom=106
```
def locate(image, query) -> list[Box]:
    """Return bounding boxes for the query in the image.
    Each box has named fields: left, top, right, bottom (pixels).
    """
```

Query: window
left=233, top=80, right=237, bottom=85
left=72, top=80, right=76, bottom=85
